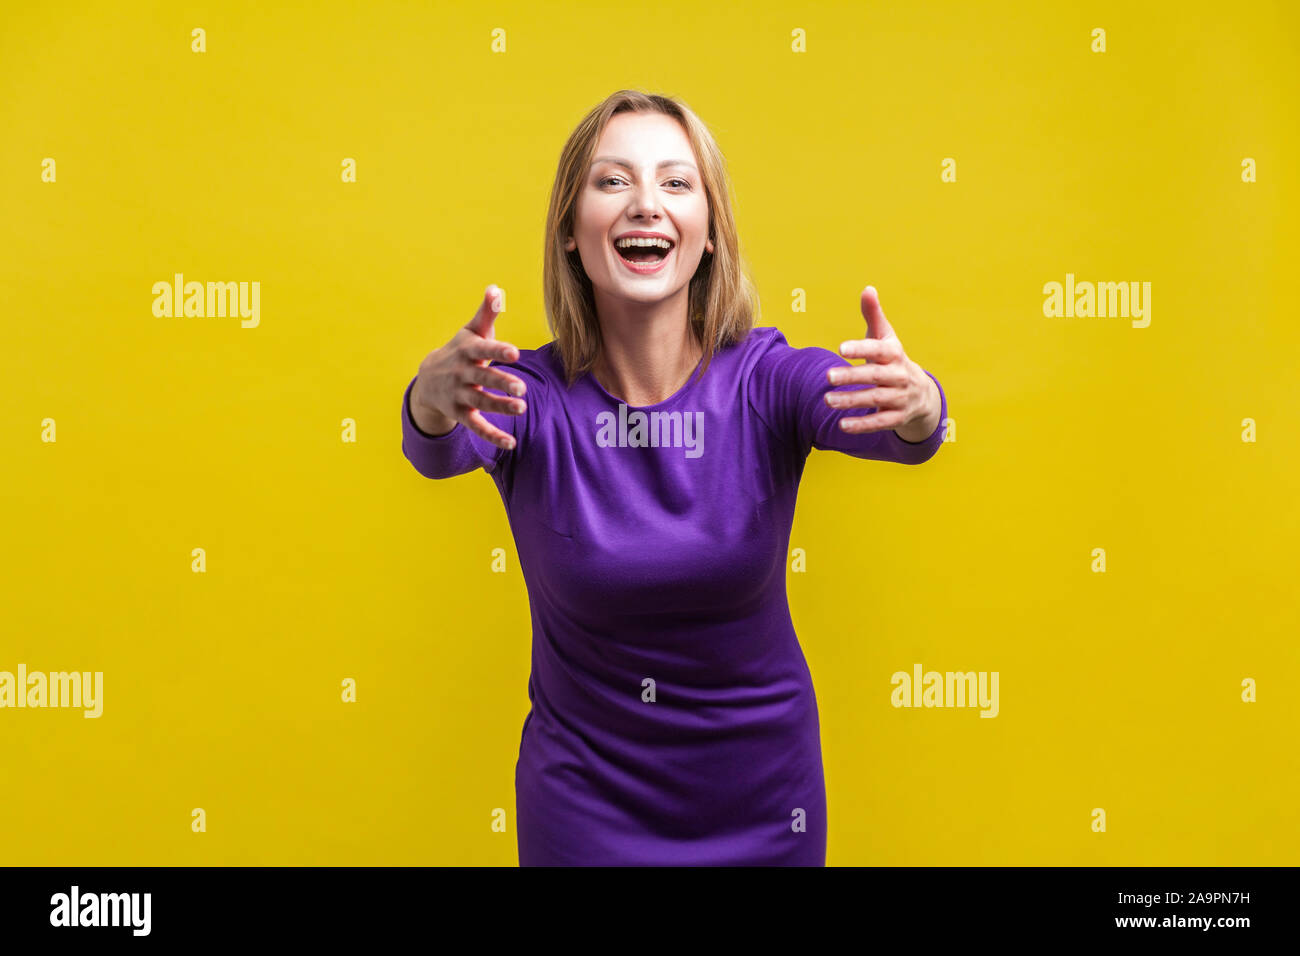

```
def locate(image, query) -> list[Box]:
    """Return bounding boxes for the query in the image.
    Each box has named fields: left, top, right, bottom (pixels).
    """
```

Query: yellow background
left=2, top=0, right=1296, bottom=865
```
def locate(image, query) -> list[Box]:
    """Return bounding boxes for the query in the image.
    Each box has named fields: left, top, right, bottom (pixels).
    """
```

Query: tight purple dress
left=401, top=325, right=947, bottom=865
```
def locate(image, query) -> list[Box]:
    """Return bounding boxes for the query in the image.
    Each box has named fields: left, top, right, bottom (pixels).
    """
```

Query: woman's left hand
left=825, top=285, right=942, bottom=440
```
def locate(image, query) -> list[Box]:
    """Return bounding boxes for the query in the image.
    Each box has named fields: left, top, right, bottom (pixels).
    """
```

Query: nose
left=626, top=177, right=663, bottom=221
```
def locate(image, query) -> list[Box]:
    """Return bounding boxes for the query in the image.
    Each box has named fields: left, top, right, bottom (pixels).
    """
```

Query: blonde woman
left=403, top=90, right=947, bottom=866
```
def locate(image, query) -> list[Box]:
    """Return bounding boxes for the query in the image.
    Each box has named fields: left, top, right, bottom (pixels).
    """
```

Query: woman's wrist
left=408, top=390, right=457, bottom=437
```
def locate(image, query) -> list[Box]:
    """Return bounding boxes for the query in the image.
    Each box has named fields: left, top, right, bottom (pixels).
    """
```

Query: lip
left=612, top=232, right=676, bottom=275
left=614, top=243, right=673, bottom=275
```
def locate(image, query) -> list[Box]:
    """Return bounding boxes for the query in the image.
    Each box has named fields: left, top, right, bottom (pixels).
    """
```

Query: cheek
left=576, top=208, right=614, bottom=246
left=683, top=206, right=711, bottom=239
left=584, top=233, right=611, bottom=264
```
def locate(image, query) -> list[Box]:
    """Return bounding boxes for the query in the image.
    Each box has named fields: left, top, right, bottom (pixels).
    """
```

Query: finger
left=462, top=334, right=520, bottom=365
left=460, top=383, right=527, bottom=417
left=461, top=407, right=517, bottom=450
left=860, top=285, right=898, bottom=342
left=824, top=386, right=905, bottom=410
left=465, top=284, right=505, bottom=341
left=838, top=408, right=909, bottom=433
left=467, top=363, right=527, bottom=397
left=827, top=363, right=908, bottom=387
left=838, top=337, right=904, bottom=363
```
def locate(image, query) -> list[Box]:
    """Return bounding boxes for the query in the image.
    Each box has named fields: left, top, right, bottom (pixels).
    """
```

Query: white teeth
left=614, top=237, right=673, bottom=250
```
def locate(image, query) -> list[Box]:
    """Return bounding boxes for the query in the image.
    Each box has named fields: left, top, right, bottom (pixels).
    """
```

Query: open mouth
left=613, top=237, right=675, bottom=265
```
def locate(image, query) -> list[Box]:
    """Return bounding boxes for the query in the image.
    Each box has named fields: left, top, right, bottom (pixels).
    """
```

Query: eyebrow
left=591, top=156, right=698, bottom=173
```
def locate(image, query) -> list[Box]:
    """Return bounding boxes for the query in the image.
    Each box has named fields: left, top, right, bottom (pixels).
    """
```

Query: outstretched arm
left=749, top=290, right=948, bottom=465
left=400, top=284, right=531, bottom=479
left=828, top=285, right=944, bottom=446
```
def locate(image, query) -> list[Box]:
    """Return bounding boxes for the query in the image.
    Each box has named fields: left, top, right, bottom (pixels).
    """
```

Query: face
left=565, top=111, right=714, bottom=308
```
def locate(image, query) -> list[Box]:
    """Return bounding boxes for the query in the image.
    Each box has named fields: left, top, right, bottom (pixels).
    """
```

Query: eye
left=597, top=176, right=692, bottom=189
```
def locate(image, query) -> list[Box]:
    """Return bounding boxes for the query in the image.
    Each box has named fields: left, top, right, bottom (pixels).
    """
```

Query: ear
left=706, top=237, right=714, bottom=254
left=564, top=236, right=577, bottom=251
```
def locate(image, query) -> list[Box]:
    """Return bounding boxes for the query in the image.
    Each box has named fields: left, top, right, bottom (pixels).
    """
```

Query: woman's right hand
left=409, top=284, right=528, bottom=450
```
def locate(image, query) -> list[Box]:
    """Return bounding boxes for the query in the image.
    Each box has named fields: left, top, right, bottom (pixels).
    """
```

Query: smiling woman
left=401, top=89, right=948, bottom=866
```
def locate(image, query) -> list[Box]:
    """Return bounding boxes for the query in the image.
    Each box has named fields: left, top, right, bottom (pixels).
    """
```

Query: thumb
left=466, top=284, right=504, bottom=341
left=860, top=285, right=898, bottom=343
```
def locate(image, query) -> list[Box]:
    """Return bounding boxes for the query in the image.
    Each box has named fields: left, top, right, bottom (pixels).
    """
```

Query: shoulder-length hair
left=543, top=90, right=760, bottom=388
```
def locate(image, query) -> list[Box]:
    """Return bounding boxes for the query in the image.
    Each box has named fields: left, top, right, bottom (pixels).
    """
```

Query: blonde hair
left=542, top=90, right=760, bottom=388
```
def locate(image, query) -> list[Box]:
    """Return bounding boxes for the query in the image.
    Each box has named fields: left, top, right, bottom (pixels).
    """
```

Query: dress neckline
left=586, top=350, right=706, bottom=412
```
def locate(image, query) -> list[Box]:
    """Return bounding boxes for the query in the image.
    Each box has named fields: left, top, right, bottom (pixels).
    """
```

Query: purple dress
left=401, top=325, right=947, bottom=865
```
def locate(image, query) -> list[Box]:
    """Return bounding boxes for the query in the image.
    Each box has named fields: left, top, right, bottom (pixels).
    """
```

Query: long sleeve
left=400, top=374, right=511, bottom=479
left=748, top=328, right=947, bottom=465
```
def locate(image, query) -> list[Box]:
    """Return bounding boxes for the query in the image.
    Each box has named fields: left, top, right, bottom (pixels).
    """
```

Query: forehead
left=593, top=111, right=693, bottom=161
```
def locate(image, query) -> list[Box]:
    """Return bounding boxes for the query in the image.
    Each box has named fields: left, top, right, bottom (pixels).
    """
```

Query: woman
left=402, top=90, right=947, bottom=866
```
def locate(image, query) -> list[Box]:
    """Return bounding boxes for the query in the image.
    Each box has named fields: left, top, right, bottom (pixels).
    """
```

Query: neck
left=590, top=288, right=702, bottom=406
